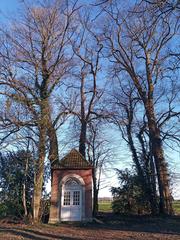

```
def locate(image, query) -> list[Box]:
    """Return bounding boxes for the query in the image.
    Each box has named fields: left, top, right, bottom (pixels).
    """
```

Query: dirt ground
left=0, top=214, right=180, bottom=240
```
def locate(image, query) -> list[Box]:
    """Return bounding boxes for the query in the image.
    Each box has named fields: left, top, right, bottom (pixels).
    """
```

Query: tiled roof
left=52, top=149, right=92, bottom=169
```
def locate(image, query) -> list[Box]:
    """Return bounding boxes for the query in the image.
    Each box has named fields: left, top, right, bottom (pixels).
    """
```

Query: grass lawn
left=98, top=201, right=112, bottom=212
left=173, top=200, right=180, bottom=214
left=99, top=200, right=180, bottom=214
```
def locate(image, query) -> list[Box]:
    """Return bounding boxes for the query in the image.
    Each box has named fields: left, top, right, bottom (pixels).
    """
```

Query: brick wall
left=49, top=168, right=92, bottom=223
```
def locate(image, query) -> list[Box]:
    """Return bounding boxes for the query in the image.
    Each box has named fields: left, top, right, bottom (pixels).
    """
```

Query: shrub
left=111, top=169, right=151, bottom=214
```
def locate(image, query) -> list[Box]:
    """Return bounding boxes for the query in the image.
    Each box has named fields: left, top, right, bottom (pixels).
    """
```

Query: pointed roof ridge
left=52, top=148, right=92, bottom=169
left=68, top=148, right=84, bottom=157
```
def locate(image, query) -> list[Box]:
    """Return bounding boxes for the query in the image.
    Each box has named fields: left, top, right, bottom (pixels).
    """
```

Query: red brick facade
left=49, top=149, right=93, bottom=223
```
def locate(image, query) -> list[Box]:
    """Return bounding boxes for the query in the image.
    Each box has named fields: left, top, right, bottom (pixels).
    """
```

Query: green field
left=98, top=200, right=180, bottom=214
left=173, top=200, right=180, bottom=214
left=98, top=202, right=112, bottom=212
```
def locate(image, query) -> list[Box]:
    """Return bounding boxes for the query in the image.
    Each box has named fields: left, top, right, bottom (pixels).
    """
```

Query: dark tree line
left=0, top=150, right=34, bottom=218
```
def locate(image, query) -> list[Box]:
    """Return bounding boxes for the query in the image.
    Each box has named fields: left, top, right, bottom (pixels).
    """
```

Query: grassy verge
left=98, top=200, right=180, bottom=214
left=173, top=200, right=180, bottom=214
left=98, top=202, right=112, bottom=212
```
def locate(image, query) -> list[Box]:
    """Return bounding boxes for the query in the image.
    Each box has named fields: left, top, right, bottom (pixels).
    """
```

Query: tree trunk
left=145, top=100, right=173, bottom=215
left=79, top=72, right=87, bottom=158
left=145, top=158, right=159, bottom=215
left=137, top=128, right=159, bottom=214
left=22, top=156, right=29, bottom=218
left=93, top=188, right=98, bottom=217
left=46, top=105, right=59, bottom=165
left=128, top=128, right=158, bottom=214
left=125, top=110, right=158, bottom=214
left=130, top=52, right=173, bottom=214
left=33, top=126, right=46, bottom=223
left=92, top=168, right=98, bottom=217
left=149, top=155, right=159, bottom=214
left=126, top=124, right=144, bottom=179
left=48, top=124, right=59, bottom=165
left=79, top=121, right=87, bottom=158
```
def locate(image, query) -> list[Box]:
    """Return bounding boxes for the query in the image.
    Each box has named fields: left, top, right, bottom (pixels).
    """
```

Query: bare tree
left=102, top=1, right=179, bottom=214
left=68, top=11, right=104, bottom=158
left=142, top=0, right=180, bottom=15
left=62, top=11, right=109, bottom=216
left=110, top=78, right=159, bottom=214
left=0, top=0, right=78, bottom=222
left=86, top=120, right=112, bottom=216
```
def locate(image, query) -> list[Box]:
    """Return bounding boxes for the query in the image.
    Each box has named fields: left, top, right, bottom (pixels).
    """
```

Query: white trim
left=60, top=174, right=85, bottom=186
left=59, top=174, right=85, bottom=221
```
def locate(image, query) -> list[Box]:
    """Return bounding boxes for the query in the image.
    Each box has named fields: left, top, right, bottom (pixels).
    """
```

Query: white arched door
left=61, top=178, right=82, bottom=221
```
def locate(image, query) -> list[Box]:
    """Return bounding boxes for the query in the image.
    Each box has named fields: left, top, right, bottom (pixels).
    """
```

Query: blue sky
left=0, top=0, right=19, bottom=11
left=0, top=0, right=179, bottom=199
left=0, top=0, right=19, bottom=22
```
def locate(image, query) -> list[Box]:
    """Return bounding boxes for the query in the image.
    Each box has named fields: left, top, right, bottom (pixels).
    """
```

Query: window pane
left=65, top=178, right=78, bottom=186
left=73, top=191, right=80, bottom=205
left=64, top=191, right=70, bottom=205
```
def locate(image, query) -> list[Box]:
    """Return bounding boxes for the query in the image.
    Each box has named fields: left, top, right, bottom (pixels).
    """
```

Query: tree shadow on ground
left=76, top=213, right=180, bottom=235
left=0, top=213, right=180, bottom=240
left=0, top=226, right=79, bottom=240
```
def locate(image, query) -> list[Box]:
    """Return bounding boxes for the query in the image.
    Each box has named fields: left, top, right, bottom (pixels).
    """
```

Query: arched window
left=65, top=178, right=79, bottom=187
left=60, top=174, right=86, bottom=221
left=63, top=178, right=82, bottom=206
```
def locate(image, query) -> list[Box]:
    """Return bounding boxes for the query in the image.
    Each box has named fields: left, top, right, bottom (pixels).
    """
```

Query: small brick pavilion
left=49, top=149, right=93, bottom=223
